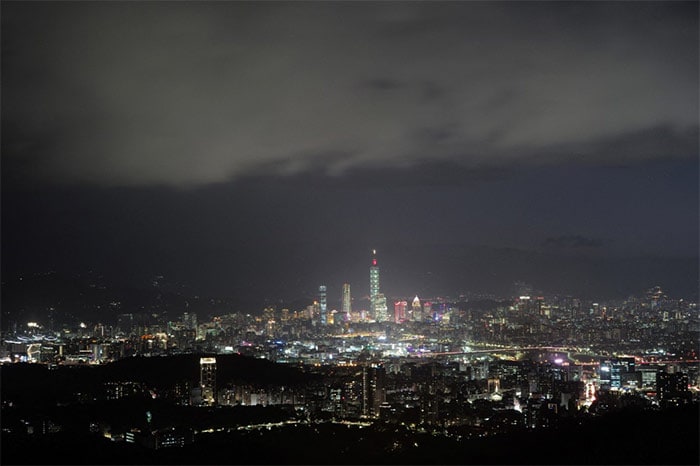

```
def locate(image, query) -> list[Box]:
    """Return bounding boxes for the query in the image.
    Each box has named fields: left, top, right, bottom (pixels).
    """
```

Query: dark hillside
left=1, top=355, right=315, bottom=408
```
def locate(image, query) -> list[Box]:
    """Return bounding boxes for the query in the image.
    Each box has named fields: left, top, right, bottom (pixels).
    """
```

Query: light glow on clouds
left=3, top=2, right=697, bottom=187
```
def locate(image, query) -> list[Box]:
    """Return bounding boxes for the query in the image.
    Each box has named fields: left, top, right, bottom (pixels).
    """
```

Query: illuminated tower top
left=412, top=296, right=421, bottom=309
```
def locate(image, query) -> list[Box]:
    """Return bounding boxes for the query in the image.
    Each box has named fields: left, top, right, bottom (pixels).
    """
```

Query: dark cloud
left=420, top=81, right=446, bottom=102
left=2, top=1, right=697, bottom=188
left=2, top=157, right=697, bottom=301
left=1, top=2, right=698, bottom=306
left=413, top=126, right=455, bottom=144
left=543, top=235, right=605, bottom=249
left=362, top=78, right=404, bottom=92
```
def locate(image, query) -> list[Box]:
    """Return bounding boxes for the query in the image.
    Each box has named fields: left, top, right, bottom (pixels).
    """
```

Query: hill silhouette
left=1, top=354, right=316, bottom=408
left=2, top=404, right=697, bottom=464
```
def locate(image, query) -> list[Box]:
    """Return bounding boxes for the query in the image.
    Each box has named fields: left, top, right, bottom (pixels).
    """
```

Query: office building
left=375, top=294, right=388, bottom=322
left=394, top=300, right=407, bottom=323
left=342, top=283, right=352, bottom=319
left=319, top=285, right=328, bottom=325
left=362, top=364, right=386, bottom=418
left=200, top=357, right=217, bottom=405
left=412, top=296, right=422, bottom=322
left=599, top=357, right=635, bottom=390
left=657, top=371, right=690, bottom=407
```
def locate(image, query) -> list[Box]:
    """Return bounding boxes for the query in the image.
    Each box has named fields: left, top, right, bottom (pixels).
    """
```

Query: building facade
left=200, top=357, right=217, bottom=405
left=370, top=250, right=380, bottom=317
left=342, top=283, right=352, bottom=319
left=319, top=285, right=328, bottom=326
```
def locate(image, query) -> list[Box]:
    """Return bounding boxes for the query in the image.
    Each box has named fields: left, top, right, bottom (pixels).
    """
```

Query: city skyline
left=2, top=257, right=698, bottom=464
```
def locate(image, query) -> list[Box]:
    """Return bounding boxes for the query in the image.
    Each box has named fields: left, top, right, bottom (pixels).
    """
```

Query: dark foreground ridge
left=2, top=404, right=698, bottom=465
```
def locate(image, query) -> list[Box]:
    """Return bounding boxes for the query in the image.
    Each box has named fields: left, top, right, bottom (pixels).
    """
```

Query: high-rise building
left=412, top=296, right=422, bottom=321
left=262, top=307, right=275, bottom=322
left=182, top=312, right=197, bottom=331
left=280, top=308, right=290, bottom=323
left=117, top=313, right=134, bottom=336
left=342, top=283, right=352, bottom=319
left=200, top=357, right=217, bottom=405
left=362, top=364, right=386, bottom=418
left=375, top=293, right=388, bottom=322
left=599, top=357, right=635, bottom=390
left=306, top=303, right=317, bottom=321
left=657, top=370, right=690, bottom=407
left=394, top=300, right=407, bottom=323
left=319, top=285, right=328, bottom=325
left=424, top=301, right=433, bottom=320
left=370, top=249, right=380, bottom=316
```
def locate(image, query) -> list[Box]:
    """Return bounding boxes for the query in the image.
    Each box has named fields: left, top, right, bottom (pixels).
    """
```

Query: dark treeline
left=2, top=403, right=698, bottom=465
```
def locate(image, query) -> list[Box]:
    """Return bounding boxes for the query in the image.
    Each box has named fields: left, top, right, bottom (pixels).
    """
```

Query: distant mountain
left=0, top=271, right=256, bottom=329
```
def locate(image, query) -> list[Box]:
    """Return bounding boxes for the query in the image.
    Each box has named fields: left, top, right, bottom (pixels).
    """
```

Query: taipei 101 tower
left=369, top=249, right=381, bottom=317
left=369, top=249, right=386, bottom=321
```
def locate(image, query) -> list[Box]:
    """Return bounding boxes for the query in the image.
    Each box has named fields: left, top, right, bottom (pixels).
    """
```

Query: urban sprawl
left=2, top=251, right=698, bottom=451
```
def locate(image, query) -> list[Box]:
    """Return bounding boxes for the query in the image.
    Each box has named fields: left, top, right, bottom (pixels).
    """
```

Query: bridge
left=406, top=345, right=608, bottom=366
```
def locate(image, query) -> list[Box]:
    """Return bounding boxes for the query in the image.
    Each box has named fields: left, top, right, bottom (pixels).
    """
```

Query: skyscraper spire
left=370, top=249, right=379, bottom=313
left=370, top=249, right=388, bottom=322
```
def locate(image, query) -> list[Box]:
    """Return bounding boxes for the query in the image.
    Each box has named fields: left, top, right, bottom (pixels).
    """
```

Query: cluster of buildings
left=5, top=346, right=694, bottom=450
left=1, top=252, right=698, bottom=449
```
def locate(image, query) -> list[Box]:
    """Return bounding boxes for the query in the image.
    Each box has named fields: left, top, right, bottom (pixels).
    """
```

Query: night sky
left=2, top=1, right=698, bottom=306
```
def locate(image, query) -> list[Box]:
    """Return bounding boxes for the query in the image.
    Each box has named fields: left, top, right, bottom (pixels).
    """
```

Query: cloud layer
left=2, top=2, right=698, bottom=187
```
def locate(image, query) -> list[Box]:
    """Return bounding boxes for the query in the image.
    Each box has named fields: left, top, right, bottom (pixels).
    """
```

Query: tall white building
left=412, top=296, right=422, bottom=322
left=342, top=283, right=352, bottom=319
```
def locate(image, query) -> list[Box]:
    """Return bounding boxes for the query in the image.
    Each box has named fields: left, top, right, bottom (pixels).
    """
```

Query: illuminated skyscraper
left=412, top=296, right=422, bottom=321
left=319, top=285, right=328, bottom=325
left=182, top=311, right=197, bottom=330
left=362, top=364, right=386, bottom=417
left=342, top=283, right=352, bottom=318
left=599, top=357, right=635, bottom=391
left=370, top=249, right=380, bottom=316
left=394, top=300, right=407, bottom=323
left=200, top=357, right=217, bottom=405
left=375, top=293, right=388, bottom=322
